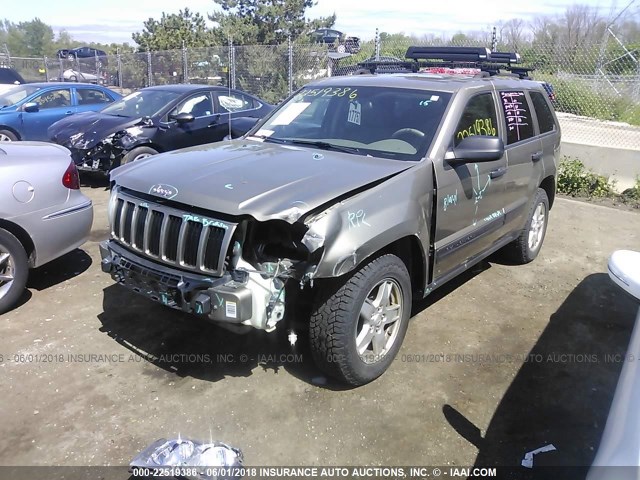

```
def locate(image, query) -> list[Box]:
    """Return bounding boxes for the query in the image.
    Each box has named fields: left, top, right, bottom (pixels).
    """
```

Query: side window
left=530, top=91, right=556, bottom=134
left=500, top=91, right=535, bottom=144
left=453, top=93, right=498, bottom=147
left=77, top=88, right=113, bottom=105
left=33, top=89, right=71, bottom=109
left=216, top=92, right=256, bottom=114
left=171, top=92, right=214, bottom=118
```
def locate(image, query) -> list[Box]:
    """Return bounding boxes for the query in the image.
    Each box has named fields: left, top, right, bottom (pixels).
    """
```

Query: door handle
left=489, top=166, right=507, bottom=179
left=532, top=151, right=543, bottom=162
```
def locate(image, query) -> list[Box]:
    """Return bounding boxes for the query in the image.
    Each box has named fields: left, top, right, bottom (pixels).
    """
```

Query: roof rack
left=351, top=46, right=533, bottom=79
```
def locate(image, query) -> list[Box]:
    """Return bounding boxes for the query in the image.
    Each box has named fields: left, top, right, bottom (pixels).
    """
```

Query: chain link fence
left=5, top=35, right=640, bottom=149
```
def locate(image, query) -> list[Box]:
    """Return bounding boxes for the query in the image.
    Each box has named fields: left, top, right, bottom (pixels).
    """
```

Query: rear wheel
left=0, top=130, right=17, bottom=142
left=310, top=254, right=411, bottom=386
left=503, top=188, right=549, bottom=264
left=121, top=146, right=158, bottom=165
left=0, top=228, right=29, bottom=315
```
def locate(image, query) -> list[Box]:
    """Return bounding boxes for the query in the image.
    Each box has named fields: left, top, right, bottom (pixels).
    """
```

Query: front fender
left=303, top=164, right=432, bottom=278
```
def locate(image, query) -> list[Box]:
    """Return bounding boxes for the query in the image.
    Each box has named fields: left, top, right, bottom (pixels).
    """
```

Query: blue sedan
left=0, top=82, right=121, bottom=142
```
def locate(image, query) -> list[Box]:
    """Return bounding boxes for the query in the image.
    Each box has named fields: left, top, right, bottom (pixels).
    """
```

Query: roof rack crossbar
left=405, top=46, right=491, bottom=62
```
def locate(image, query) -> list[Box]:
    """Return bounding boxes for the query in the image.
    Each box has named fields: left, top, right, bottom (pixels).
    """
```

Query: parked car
left=61, top=68, right=108, bottom=85
left=311, top=28, right=361, bottom=54
left=99, top=47, right=560, bottom=386
left=536, top=80, right=556, bottom=102
left=587, top=250, right=640, bottom=479
left=0, top=82, right=120, bottom=142
left=0, top=142, right=93, bottom=314
left=0, top=67, right=26, bottom=95
left=49, top=84, right=273, bottom=173
left=57, top=46, right=108, bottom=64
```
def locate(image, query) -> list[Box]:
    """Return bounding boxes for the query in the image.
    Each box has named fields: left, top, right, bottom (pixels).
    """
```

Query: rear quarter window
left=529, top=91, right=556, bottom=134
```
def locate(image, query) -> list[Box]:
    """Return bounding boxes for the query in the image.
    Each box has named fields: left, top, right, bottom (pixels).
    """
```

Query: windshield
left=251, top=86, right=452, bottom=160
left=0, top=85, right=41, bottom=107
left=101, top=89, right=181, bottom=118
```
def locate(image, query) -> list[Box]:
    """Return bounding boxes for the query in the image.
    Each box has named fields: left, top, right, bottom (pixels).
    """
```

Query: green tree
left=18, top=18, right=54, bottom=56
left=132, top=8, right=213, bottom=51
left=210, top=0, right=336, bottom=45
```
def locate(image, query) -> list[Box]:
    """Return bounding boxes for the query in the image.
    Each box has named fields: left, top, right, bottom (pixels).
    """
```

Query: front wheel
left=0, top=129, right=18, bottom=142
left=0, top=228, right=29, bottom=315
left=121, top=146, right=158, bottom=165
left=310, top=254, right=412, bottom=386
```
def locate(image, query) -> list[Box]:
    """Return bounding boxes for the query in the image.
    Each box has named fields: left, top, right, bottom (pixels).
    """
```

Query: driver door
left=158, top=91, right=217, bottom=150
left=432, top=91, right=508, bottom=281
left=21, top=88, right=75, bottom=141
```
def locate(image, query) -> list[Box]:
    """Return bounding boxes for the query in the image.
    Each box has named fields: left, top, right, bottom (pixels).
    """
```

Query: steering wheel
left=391, top=128, right=425, bottom=144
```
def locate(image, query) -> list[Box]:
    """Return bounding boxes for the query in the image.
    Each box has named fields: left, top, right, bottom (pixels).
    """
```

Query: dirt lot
left=1, top=183, right=639, bottom=473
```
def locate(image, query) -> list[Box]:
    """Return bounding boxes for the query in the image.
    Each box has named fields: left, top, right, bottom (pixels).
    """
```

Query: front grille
left=110, top=190, right=235, bottom=277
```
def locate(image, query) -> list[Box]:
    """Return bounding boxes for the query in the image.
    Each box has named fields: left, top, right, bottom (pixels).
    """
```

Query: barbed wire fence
left=4, top=29, right=640, bottom=149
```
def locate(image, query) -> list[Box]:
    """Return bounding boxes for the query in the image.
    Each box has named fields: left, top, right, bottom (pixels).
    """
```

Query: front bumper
left=100, top=240, right=255, bottom=324
left=68, top=146, right=115, bottom=173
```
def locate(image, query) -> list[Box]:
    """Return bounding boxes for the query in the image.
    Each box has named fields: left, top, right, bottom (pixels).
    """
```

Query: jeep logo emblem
left=149, top=184, right=178, bottom=199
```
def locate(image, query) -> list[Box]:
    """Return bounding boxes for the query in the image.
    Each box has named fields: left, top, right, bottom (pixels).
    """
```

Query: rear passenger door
left=74, top=87, right=116, bottom=113
left=498, top=90, right=544, bottom=231
left=210, top=90, right=261, bottom=140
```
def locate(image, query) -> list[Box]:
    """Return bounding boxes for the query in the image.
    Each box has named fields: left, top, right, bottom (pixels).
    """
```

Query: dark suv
left=57, top=47, right=109, bottom=65
left=311, top=28, right=361, bottom=54
left=100, top=47, right=560, bottom=386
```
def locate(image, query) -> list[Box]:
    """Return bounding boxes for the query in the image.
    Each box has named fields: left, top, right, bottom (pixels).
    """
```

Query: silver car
left=0, top=141, right=93, bottom=313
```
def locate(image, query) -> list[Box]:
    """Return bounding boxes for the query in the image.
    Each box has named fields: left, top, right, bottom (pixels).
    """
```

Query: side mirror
left=449, top=135, right=504, bottom=162
left=169, top=112, right=195, bottom=124
left=23, top=102, right=39, bottom=113
left=608, top=250, right=640, bottom=301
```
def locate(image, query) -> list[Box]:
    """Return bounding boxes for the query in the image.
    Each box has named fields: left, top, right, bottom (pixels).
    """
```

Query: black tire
left=0, top=129, right=18, bottom=142
left=121, top=146, right=158, bottom=165
left=310, top=254, right=412, bottom=386
left=69, top=75, right=77, bottom=82
left=503, top=188, right=549, bottom=264
left=0, top=228, right=29, bottom=315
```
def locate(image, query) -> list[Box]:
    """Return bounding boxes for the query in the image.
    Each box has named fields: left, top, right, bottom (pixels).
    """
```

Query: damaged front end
left=67, top=121, right=155, bottom=173
left=100, top=188, right=325, bottom=332
left=100, top=156, right=421, bottom=332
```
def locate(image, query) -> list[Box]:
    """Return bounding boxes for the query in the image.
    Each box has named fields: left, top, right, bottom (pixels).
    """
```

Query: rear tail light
left=62, top=161, right=80, bottom=190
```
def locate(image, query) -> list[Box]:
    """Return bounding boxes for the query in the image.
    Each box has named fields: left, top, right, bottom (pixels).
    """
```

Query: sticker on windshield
left=270, top=102, right=311, bottom=125
left=430, top=95, right=440, bottom=101
left=347, top=100, right=361, bottom=125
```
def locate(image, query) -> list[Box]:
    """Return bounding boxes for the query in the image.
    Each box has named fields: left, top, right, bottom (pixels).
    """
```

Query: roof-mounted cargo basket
left=348, top=46, right=532, bottom=79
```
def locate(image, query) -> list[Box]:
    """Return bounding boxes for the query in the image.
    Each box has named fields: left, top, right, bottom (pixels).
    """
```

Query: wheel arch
left=379, top=235, right=427, bottom=299
left=0, top=220, right=35, bottom=267
left=540, top=175, right=556, bottom=209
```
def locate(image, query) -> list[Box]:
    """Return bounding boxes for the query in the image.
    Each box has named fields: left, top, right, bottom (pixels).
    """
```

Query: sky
left=3, top=0, right=629, bottom=45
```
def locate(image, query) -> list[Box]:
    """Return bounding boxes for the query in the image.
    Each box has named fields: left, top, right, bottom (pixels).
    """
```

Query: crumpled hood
left=48, top=111, right=144, bottom=149
left=111, top=140, right=414, bottom=222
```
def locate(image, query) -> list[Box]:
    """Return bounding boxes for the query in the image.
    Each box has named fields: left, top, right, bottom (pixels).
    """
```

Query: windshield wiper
left=248, top=134, right=288, bottom=144
left=281, top=139, right=364, bottom=155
